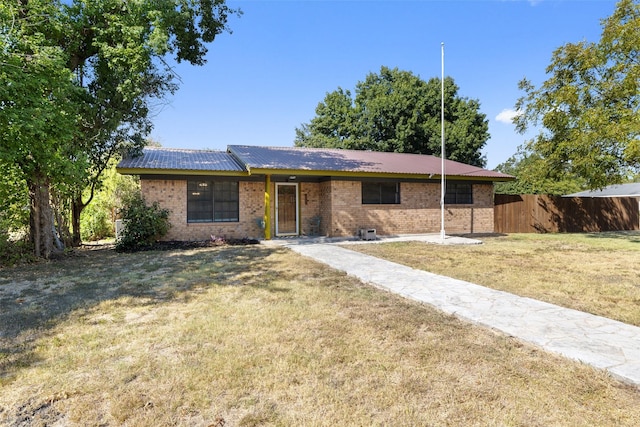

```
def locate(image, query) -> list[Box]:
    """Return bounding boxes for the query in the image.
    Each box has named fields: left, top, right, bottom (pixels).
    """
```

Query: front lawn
left=348, top=232, right=640, bottom=326
left=1, top=243, right=640, bottom=425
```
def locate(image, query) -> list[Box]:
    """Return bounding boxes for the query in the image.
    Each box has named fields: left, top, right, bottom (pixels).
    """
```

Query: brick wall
left=141, top=179, right=264, bottom=241
left=299, top=182, right=322, bottom=235
left=141, top=178, right=495, bottom=241
left=318, top=181, right=333, bottom=236
left=322, top=180, right=494, bottom=237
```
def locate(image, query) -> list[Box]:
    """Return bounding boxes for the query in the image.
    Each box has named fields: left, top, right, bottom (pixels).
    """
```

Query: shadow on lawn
left=0, top=244, right=282, bottom=377
left=583, top=231, right=640, bottom=243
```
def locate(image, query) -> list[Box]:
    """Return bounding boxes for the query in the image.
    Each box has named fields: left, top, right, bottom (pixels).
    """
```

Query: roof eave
left=116, top=167, right=249, bottom=177
left=247, top=167, right=513, bottom=181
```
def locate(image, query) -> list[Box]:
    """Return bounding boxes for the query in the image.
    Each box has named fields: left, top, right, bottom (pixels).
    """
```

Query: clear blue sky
left=150, top=0, right=618, bottom=169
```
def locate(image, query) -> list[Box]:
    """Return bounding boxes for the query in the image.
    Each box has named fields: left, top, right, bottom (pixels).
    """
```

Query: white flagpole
left=440, top=42, right=446, bottom=242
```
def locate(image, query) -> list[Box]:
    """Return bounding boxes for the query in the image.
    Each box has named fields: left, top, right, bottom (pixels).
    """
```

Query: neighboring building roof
left=565, top=183, right=640, bottom=198
left=117, top=145, right=514, bottom=181
left=117, top=147, right=245, bottom=174
left=227, top=145, right=513, bottom=181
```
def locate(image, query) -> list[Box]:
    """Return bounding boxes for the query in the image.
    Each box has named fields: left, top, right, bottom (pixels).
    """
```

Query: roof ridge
left=229, top=144, right=440, bottom=157
left=144, top=146, right=226, bottom=153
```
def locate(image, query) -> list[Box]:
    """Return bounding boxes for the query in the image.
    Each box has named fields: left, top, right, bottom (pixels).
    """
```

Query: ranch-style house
left=116, top=145, right=513, bottom=241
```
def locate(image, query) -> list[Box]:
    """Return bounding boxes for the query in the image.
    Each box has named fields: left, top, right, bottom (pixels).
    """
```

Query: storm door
left=275, top=183, right=298, bottom=236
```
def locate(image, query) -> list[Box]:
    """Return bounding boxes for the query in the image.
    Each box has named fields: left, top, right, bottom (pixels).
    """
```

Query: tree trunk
left=71, top=196, right=85, bottom=247
left=51, top=191, right=72, bottom=248
left=28, top=173, right=58, bottom=259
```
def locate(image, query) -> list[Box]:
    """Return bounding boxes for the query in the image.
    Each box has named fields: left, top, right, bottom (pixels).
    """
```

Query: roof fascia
left=116, top=167, right=249, bottom=177
left=247, top=168, right=513, bottom=182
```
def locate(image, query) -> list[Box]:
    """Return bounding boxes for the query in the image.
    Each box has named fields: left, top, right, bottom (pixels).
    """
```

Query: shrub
left=0, top=229, right=35, bottom=268
left=115, top=193, right=170, bottom=252
left=80, top=203, right=115, bottom=241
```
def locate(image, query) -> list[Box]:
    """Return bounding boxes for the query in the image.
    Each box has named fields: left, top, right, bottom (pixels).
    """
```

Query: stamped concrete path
left=275, top=235, right=640, bottom=388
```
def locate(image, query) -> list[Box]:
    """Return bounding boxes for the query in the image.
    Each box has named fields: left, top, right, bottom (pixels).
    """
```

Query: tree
left=295, top=66, right=490, bottom=167
left=0, top=1, right=84, bottom=258
left=63, top=0, right=239, bottom=246
left=515, top=0, right=640, bottom=190
left=494, top=146, right=585, bottom=195
left=0, top=0, right=239, bottom=257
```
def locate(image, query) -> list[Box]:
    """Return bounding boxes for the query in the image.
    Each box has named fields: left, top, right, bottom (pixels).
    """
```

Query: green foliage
left=0, top=0, right=239, bottom=256
left=0, top=231, right=35, bottom=269
left=0, top=1, right=85, bottom=257
left=63, top=0, right=240, bottom=245
left=0, top=163, right=29, bottom=232
left=0, top=1, right=84, bottom=183
left=115, top=194, right=170, bottom=252
left=515, top=0, right=640, bottom=190
left=295, top=66, right=489, bottom=167
left=80, top=159, right=140, bottom=241
left=0, top=166, right=32, bottom=267
left=0, top=163, right=34, bottom=266
left=81, top=207, right=114, bottom=241
left=494, top=146, right=585, bottom=195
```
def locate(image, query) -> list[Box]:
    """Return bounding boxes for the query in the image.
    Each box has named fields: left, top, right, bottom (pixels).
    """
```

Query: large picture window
left=445, top=182, right=473, bottom=205
left=187, top=180, right=239, bottom=223
left=362, top=182, right=400, bottom=204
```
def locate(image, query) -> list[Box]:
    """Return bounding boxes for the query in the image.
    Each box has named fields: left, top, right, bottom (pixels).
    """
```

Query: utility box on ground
left=359, top=228, right=377, bottom=241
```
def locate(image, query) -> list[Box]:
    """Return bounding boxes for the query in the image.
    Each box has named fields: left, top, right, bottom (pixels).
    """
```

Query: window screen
left=445, top=182, right=473, bottom=204
left=187, top=181, right=214, bottom=222
left=362, top=182, right=400, bottom=204
left=187, top=180, right=239, bottom=222
left=213, top=181, right=239, bottom=222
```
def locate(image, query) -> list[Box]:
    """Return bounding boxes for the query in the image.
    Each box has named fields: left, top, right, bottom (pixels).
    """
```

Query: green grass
left=1, top=243, right=640, bottom=425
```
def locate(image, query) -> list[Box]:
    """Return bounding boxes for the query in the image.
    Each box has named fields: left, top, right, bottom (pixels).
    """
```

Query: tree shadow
left=582, top=230, right=640, bottom=243
left=0, top=245, right=286, bottom=378
left=537, top=196, right=639, bottom=233
left=495, top=194, right=639, bottom=234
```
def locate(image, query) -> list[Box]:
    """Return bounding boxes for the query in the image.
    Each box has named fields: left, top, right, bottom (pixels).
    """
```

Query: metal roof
left=117, top=145, right=514, bottom=181
left=565, top=183, right=640, bottom=198
left=228, top=145, right=513, bottom=180
left=117, top=147, right=245, bottom=172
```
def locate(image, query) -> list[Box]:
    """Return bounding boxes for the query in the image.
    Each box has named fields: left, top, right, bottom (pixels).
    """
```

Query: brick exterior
left=141, top=178, right=495, bottom=241
left=317, top=181, right=494, bottom=237
left=141, top=179, right=265, bottom=241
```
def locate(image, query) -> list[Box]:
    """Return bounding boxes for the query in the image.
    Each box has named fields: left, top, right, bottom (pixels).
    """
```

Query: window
left=362, top=182, right=400, bottom=204
left=187, top=181, right=213, bottom=222
left=445, top=182, right=473, bottom=204
left=187, top=180, right=239, bottom=222
left=213, top=181, right=239, bottom=222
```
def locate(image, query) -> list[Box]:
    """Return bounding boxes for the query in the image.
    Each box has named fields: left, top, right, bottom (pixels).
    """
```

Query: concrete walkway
left=277, top=235, right=640, bottom=388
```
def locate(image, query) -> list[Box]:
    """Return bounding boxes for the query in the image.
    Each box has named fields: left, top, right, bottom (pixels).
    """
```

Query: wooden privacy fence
left=494, top=194, right=640, bottom=233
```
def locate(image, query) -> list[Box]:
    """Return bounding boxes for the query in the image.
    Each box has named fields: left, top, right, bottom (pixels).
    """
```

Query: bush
left=115, top=193, right=170, bottom=252
left=80, top=204, right=115, bottom=241
left=0, top=229, right=35, bottom=268
left=79, top=158, right=140, bottom=242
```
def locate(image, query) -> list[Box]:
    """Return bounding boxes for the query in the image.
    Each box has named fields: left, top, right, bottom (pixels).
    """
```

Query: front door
left=276, top=183, right=298, bottom=236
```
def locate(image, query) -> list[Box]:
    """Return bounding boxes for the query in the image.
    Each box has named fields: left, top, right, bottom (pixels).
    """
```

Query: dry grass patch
left=347, top=232, right=640, bottom=326
left=1, top=244, right=640, bottom=425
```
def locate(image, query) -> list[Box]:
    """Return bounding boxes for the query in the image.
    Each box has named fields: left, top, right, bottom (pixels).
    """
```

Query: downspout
left=264, top=174, right=272, bottom=240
